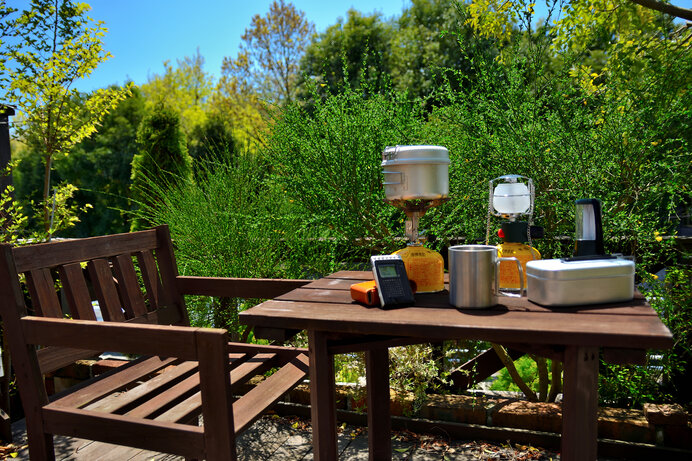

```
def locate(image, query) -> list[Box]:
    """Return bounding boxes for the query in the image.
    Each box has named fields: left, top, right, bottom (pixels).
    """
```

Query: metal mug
left=448, top=245, right=524, bottom=308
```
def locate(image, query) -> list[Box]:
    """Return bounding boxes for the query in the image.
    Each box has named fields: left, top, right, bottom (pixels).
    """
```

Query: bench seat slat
left=84, top=361, right=200, bottom=414
left=48, top=356, right=177, bottom=409
left=153, top=353, right=280, bottom=423
left=232, top=353, right=309, bottom=433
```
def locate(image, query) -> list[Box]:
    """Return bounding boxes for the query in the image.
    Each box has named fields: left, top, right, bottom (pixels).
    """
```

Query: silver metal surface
left=526, top=258, right=635, bottom=306
left=448, top=245, right=523, bottom=309
left=381, top=145, right=449, bottom=201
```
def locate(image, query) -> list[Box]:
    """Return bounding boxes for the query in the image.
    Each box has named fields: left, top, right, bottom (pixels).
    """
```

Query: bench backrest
left=0, top=225, right=188, bottom=376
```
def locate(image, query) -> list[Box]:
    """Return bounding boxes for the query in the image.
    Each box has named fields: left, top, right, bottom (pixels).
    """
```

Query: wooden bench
left=0, top=225, right=310, bottom=460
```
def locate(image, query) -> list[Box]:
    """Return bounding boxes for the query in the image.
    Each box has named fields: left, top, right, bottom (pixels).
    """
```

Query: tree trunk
left=43, top=155, right=52, bottom=235
left=492, top=343, right=538, bottom=401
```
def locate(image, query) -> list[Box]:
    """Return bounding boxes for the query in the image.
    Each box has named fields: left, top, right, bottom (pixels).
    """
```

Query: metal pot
left=381, top=145, right=450, bottom=201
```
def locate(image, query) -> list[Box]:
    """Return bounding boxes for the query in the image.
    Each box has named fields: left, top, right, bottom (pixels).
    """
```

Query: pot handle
left=496, top=257, right=525, bottom=295
left=383, top=170, right=404, bottom=185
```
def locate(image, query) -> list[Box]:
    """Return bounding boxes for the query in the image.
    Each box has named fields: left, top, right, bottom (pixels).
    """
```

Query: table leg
left=562, top=346, right=599, bottom=461
left=308, top=330, right=338, bottom=460
left=366, top=347, right=391, bottom=461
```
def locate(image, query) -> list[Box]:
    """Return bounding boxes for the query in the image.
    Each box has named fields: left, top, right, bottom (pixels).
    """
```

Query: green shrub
left=264, top=83, right=426, bottom=253
left=130, top=106, right=193, bottom=231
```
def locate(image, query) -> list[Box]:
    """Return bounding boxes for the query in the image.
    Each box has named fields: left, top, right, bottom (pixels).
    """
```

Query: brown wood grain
left=154, top=225, right=190, bottom=326
left=152, top=352, right=278, bottom=424
left=562, top=346, right=599, bottom=461
left=0, top=245, right=55, bottom=459
left=87, top=259, right=126, bottom=322
left=176, top=276, right=310, bottom=299
left=25, top=268, right=63, bottom=318
left=112, top=254, right=148, bottom=319
left=47, top=356, right=177, bottom=409
left=136, top=250, right=163, bottom=312
left=195, top=329, right=236, bottom=461
left=85, top=361, right=199, bottom=414
left=58, top=263, right=97, bottom=321
left=22, top=317, right=200, bottom=360
left=308, top=330, right=337, bottom=461
left=13, top=229, right=159, bottom=273
left=240, top=299, right=673, bottom=349
left=42, top=407, right=205, bottom=460
left=231, top=353, right=309, bottom=434
left=38, top=347, right=101, bottom=375
left=366, top=348, right=391, bottom=460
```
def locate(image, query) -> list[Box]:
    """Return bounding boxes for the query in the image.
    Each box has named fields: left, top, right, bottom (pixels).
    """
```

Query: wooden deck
left=10, top=414, right=565, bottom=460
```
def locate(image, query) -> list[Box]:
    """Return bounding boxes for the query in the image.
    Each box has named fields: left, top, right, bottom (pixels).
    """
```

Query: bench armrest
left=21, top=316, right=224, bottom=361
left=175, top=276, right=309, bottom=299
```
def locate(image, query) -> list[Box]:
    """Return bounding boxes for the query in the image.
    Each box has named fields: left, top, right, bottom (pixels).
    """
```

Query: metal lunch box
left=526, top=258, right=635, bottom=307
left=381, top=145, right=450, bottom=201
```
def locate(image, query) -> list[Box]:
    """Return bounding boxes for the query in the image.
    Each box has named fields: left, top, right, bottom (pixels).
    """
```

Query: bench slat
left=25, top=269, right=63, bottom=318
left=58, top=263, right=97, bottom=321
left=153, top=353, right=279, bottom=423
left=48, top=355, right=178, bottom=409
left=38, top=347, right=100, bottom=375
left=136, top=250, right=162, bottom=312
left=42, top=407, right=205, bottom=459
left=232, top=353, right=309, bottom=433
left=13, top=230, right=160, bottom=273
left=87, top=259, right=126, bottom=322
left=85, top=361, right=200, bottom=414
left=112, top=254, right=148, bottom=319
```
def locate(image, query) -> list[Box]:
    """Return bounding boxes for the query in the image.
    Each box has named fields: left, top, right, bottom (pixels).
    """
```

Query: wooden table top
left=240, top=271, right=674, bottom=350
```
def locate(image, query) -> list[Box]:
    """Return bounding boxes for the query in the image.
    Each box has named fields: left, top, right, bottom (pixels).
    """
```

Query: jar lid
left=382, top=145, right=450, bottom=166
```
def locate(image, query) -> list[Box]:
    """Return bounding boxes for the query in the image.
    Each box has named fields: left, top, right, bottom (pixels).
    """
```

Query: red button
left=497, top=228, right=505, bottom=239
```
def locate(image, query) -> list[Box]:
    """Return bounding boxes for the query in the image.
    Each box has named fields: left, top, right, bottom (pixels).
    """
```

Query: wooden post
left=308, top=330, right=337, bottom=460
left=366, top=347, right=391, bottom=461
left=562, top=346, right=599, bottom=461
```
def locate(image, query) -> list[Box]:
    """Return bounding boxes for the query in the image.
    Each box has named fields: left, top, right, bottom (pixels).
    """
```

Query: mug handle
left=496, top=257, right=525, bottom=295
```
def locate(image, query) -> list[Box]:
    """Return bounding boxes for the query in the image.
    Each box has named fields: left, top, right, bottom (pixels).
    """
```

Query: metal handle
left=496, top=257, right=525, bottom=295
left=383, top=170, right=403, bottom=185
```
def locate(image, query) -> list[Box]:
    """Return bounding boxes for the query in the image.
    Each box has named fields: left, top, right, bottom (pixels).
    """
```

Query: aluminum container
left=526, top=258, right=634, bottom=307
left=381, top=145, right=449, bottom=201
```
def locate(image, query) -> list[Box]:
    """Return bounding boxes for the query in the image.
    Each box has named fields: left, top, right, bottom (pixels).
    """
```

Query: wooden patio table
left=239, top=270, right=673, bottom=461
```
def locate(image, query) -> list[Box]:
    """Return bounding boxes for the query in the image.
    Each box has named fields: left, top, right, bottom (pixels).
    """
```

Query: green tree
left=391, top=0, right=474, bottom=99
left=130, top=106, right=192, bottom=231
left=300, top=9, right=394, bottom=98
left=221, top=0, right=314, bottom=105
left=140, top=48, right=213, bottom=140
left=61, top=86, right=146, bottom=236
left=216, top=0, right=314, bottom=148
left=4, top=0, right=130, bottom=234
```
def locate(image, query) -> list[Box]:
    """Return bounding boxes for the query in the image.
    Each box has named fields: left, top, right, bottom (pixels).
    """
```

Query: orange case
left=350, top=280, right=379, bottom=306
left=350, top=279, right=417, bottom=306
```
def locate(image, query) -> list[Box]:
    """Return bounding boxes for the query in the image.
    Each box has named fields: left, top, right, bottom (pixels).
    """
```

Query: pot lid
left=526, top=258, right=634, bottom=281
left=382, top=145, right=449, bottom=165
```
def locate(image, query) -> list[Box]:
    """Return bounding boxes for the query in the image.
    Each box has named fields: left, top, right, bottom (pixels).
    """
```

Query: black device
left=370, top=255, right=415, bottom=308
left=574, top=198, right=605, bottom=257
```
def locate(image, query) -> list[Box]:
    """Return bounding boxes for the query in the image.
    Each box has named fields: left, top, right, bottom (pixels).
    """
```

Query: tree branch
left=492, top=343, right=538, bottom=401
left=629, top=0, right=692, bottom=21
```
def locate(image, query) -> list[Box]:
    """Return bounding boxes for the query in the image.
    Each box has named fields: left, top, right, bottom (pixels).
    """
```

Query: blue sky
left=75, top=0, right=414, bottom=92
left=8, top=0, right=692, bottom=92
